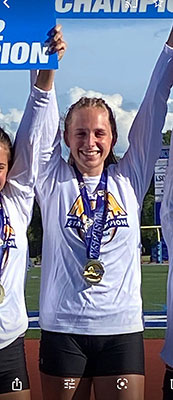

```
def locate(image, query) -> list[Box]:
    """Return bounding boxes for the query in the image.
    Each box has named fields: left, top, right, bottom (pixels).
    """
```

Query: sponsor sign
left=154, top=145, right=169, bottom=224
left=155, top=174, right=165, bottom=187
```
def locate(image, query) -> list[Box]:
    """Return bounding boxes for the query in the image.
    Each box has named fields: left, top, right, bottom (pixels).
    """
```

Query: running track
left=26, top=339, right=165, bottom=400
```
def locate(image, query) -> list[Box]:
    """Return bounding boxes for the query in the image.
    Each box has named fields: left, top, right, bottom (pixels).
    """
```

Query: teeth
left=81, top=151, right=99, bottom=156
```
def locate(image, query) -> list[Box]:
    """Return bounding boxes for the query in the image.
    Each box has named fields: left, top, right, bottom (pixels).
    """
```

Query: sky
left=0, top=18, right=172, bottom=157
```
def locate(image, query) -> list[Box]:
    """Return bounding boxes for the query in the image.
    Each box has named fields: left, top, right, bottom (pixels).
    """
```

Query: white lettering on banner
left=139, top=0, right=172, bottom=12
left=0, top=20, right=5, bottom=41
left=55, top=0, right=172, bottom=13
left=1, top=43, right=10, bottom=63
left=0, top=42, right=49, bottom=65
left=92, top=0, right=112, bottom=12
left=56, top=0, right=72, bottom=12
left=30, top=43, right=49, bottom=64
left=11, top=43, right=30, bottom=64
left=113, top=0, right=138, bottom=12
left=74, top=0, right=92, bottom=11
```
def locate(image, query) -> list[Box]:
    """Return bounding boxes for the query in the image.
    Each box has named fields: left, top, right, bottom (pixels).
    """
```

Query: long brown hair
left=64, top=97, right=118, bottom=168
left=0, top=127, right=13, bottom=169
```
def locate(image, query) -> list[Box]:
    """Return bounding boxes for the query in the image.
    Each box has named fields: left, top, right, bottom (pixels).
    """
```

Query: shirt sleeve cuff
left=164, top=43, right=173, bottom=55
left=31, top=84, right=53, bottom=99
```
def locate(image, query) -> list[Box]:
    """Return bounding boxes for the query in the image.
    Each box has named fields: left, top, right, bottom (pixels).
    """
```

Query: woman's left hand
left=46, top=24, right=67, bottom=61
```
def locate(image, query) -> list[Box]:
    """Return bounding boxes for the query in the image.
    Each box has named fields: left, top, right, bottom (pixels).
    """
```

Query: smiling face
left=65, top=107, right=113, bottom=176
left=0, top=144, right=9, bottom=191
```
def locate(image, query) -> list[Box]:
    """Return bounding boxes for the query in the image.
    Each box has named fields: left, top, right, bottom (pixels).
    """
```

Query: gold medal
left=83, top=259, right=104, bottom=285
left=0, top=283, right=5, bottom=304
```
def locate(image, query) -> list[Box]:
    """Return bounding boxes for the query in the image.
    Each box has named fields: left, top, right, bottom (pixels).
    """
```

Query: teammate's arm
left=119, top=26, right=173, bottom=205
left=167, top=28, right=173, bottom=47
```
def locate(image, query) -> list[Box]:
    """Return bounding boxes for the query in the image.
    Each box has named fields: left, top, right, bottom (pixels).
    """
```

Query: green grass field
left=25, top=264, right=169, bottom=339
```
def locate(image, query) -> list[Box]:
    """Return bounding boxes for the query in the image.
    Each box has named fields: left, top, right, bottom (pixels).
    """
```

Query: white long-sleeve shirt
left=0, top=86, right=52, bottom=349
left=36, top=45, right=173, bottom=335
left=160, top=131, right=173, bottom=367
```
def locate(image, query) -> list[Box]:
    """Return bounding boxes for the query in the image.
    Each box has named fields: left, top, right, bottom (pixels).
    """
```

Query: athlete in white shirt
left=0, top=26, right=66, bottom=399
left=35, top=27, right=173, bottom=400
left=160, top=30, right=173, bottom=399
left=160, top=130, right=173, bottom=400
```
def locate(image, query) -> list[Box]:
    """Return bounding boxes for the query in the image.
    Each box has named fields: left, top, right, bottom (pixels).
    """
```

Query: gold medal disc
left=0, top=283, right=5, bottom=304
left=83, top=260, right=104, bottom=285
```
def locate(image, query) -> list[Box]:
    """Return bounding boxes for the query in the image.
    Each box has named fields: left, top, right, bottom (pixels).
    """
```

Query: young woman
left=155, top=30, right=173, bottom=400
left=160, top=130, right=173, bottom=400
left=0, top=26, right=66, bottom=399
left=36, top=28, right=173, bottom=400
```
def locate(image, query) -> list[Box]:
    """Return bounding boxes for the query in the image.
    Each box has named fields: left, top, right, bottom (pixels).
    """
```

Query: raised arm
left=167, top=28, right=173, bottom=47
left=33, top=25, right=67, bottom=166
left=7, top=25, right=66, bottom=202
left=34, top=26, right=67, bottom=200
left=119, top=27, right=173, bottom=205
left=7, top=82, right=53, bottom=194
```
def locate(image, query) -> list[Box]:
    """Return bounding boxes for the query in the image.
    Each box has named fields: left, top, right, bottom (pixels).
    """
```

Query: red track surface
left=26, top=339, right=165, bottom=400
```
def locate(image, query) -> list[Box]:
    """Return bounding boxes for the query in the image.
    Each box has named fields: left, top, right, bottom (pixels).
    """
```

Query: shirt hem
left=39, top=321, right=144, bottom=336
left=0, top=323, right=28, bottom=350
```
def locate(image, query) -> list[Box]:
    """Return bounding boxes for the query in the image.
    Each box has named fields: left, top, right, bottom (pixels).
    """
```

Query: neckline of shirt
left=83, top=175, right=101, bottom=194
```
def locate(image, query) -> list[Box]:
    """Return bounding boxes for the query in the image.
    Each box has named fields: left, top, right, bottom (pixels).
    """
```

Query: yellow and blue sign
left=0, top=0, right=58, bottom=70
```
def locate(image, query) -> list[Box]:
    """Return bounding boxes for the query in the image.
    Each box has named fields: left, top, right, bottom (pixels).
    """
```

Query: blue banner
left=0, top=0, right=58, bottom=70
left=55, top=0, right=173, bottom=18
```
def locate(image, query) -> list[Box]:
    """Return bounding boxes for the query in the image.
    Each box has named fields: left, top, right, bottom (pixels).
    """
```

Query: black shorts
left=39, top=330, right=144, bottom=378
left=162, top=366, right=173, bottom=400
left=0, top=337, right=30, bottom=394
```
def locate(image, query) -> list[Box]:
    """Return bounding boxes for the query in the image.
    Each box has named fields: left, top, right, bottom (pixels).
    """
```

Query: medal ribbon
left=0, top=195, right=16, bottom=281
left=74, top=165, right=107, bottom=260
